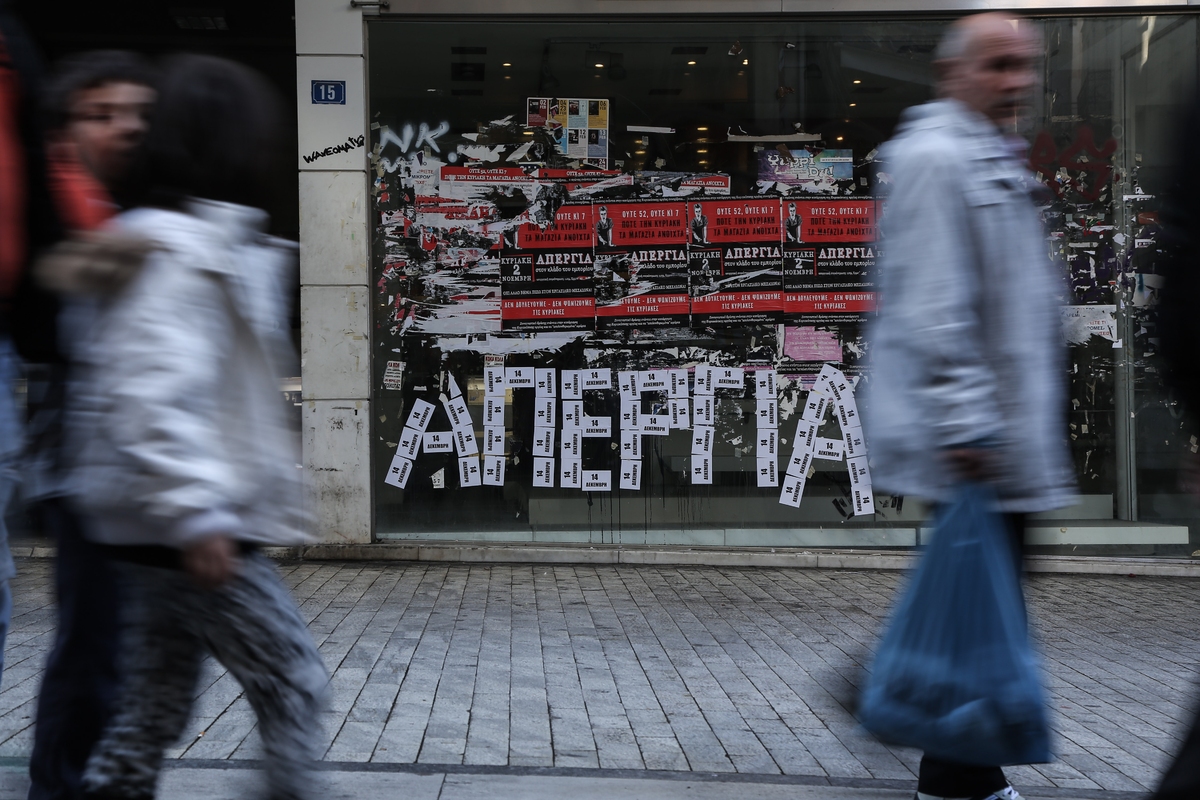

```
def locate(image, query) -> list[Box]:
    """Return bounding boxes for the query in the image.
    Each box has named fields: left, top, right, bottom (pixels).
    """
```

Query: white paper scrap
left=505, top=366, right=535, bottom=387
left=453, top=427, right=479, bottom=456
left=383, top=360, right=405, bottom=391
left=714, top=367, right=744, bottom=390
left=483, top=397, right=505, bottom=427
left=559, top=458, right=582, bottom=489
left=848, top=455, right=872, bottom=489
left=786, top=449, right=813, bottom=479
left=779, top=473, right=805, bottom=507
left=618, top=370, right=640, bottom=398
left=694, top=366, right=715, bottom=395
left=620, top=430, right=642, bottom=459
left=669, top=398, right=690, bottom=429
left=423, top=431, right=454, bottom=453
left=794, top=419, right=819, bottom=453
left=405, top=399, right=436, bottom=433
left=756, top=457, right=778, bottom=487
left=756, top=429, right=778, bottom=457
left=484, top=427, right=505, bottom=455
left=640, top=370, right=668, bottom=390
left=756, top=399, right=778, bottom=429
left=383, top=455, right=413, bottom=489
left=814, top=438, right=845, bottom=461
left=620, top=459, right=642, bottom=490
left=582, top=470, right=612, bottom=492
left=619, top=399, right=641, bottom=431
left=396, top=427, right=421, bottom=459
left=560, top=427, right=582, bottom=458
left=852, top=486, right=876, bottom=516
left=535, top=368, right=557, bottom=397
left=447, top=373, right=463, bottom=399
left=484, top=367, right=505, bottom=396
left=691, top=426, right=715, bottom=456
left=835, top=401, right=860, bottom=430
left=532, top=457, right=555, bottom=488
left=562, top=400, right=583, bottom=428
left=443, top=395, right=471, bottom=429
left=801, top=392, right=828, bottom=423
left=754, top=370, right=777, bottom=399
left=641, top=415, right=669, bottom=436
left=843, top=425, right=867, bottom=459
left=691, top=455, right=713, bottom=485
left=431, top=467, right=445, bottom=489
left=458, top=456, right=481, bottom=487
left=532, top=426, right=555, bottom=457
left=581, top=416, right=612, bottom=438
left=582, top=368, right=612, bottom=390
left=668, top=369, right=689, bottom=398
left=694, top=395, right=716, bottom=426
left=534, top=397, right=556, bottom=428
left=482, top=455, right=505, bottom=486
left=562, top=370, right=583, bottom=399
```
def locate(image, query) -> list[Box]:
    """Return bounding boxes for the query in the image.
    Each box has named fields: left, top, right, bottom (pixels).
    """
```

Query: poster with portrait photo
left=688, top=197, right=784, bottom=327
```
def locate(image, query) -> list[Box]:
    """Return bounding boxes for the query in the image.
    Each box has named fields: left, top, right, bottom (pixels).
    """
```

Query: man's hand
left=944, top=447, right=992, bottom=482
left=183, top=535, right=240, bottom=589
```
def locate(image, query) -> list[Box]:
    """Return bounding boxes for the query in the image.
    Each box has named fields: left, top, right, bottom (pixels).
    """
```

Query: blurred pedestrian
left=38, top=54, right=325, bottom=800
left=0, top=0, right=63, bottom=689
left=27, top=50, right=154, bottom=800
left=864, top=13, right=1075, bottom=800
left=1147, top=84, right=1200, bottom=800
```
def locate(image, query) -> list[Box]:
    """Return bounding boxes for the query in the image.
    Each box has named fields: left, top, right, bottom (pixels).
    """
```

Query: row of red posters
left=499, top=198, right=877, bottom=332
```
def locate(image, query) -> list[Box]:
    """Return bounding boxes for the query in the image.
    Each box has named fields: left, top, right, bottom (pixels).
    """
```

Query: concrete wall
left=296, top=0, right=371, bottom=542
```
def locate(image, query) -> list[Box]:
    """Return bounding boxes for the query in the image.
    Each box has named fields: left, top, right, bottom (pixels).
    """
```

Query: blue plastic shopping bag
left=859, top=483, right=1051, bottom=766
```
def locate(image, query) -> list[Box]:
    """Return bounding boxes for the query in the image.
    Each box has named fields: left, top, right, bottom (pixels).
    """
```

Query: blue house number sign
left=311, top=80, right=346, bottom=105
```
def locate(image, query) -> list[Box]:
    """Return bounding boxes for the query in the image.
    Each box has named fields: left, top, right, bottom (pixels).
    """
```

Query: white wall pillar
left=295, top=0, right=372, bottom=542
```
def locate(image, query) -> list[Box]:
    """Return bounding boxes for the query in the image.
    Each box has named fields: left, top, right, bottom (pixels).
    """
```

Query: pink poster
left=784, top=326, right=842, bottom=363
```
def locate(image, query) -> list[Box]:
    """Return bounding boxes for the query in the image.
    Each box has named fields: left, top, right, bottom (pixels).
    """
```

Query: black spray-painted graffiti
left=303, top=134, right=366, bottom=164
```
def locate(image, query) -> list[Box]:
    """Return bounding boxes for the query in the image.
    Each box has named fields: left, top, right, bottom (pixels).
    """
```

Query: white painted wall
left=296, top=0, right=371, bottom=542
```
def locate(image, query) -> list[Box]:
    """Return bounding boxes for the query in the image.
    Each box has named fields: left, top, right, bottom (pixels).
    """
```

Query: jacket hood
left=35, top=229, right=161, bottom=296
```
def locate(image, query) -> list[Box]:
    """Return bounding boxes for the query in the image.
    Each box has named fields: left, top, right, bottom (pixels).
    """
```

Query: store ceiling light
left=687, top=60, right=697, bottom=65
left=502, top=62, right=512, bottom=67
left=426, top=88, right=436, bottom=92
left=853, top=79, right=862, bottom=84
left=743, top=59, right=749, bottom=65
left=697, top=149, right=708, bottom=153
left=594, top=62, right=605, bottom=68
left=849, top=102, right=856, bottom=107
left=697, top=126, right=708, bottom=131
left=836, top=136, right=844, bottom=141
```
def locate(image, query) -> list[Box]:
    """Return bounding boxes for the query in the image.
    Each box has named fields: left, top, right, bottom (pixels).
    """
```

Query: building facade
left=296, top=0, right=1199, bottom=552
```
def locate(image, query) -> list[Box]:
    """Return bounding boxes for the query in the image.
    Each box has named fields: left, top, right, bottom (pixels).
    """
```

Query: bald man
left=865, top=14, right=1073, bottom=800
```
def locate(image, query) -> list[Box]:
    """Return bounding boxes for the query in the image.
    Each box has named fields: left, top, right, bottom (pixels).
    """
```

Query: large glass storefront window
left=365, top=14, right=1196, bottom=551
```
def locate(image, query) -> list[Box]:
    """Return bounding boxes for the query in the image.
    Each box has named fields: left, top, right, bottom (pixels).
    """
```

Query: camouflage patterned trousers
left=81, top=551, right=328, bottom=800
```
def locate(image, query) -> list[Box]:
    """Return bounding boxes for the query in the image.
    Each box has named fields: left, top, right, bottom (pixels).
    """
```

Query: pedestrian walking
left=38, top=54, right=327, bottom=800
left=26, top=50, right=155, bottom=800
left=863, top=13, right=1076, bottom=800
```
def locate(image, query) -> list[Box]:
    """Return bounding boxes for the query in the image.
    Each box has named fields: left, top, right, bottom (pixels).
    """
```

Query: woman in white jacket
left=42, top=55, right=327, bottom=800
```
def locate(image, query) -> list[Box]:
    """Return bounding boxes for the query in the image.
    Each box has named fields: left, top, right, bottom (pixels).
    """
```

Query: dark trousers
left=27, top=499, right=121, bottom=800
left=916, top=511, right=1027, bottom=799
left=1151, top=704, right=1200, bottom=799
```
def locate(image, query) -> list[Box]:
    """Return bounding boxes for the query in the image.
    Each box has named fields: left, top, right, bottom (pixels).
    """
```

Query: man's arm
left=879, top=141, right=1004, bottom=451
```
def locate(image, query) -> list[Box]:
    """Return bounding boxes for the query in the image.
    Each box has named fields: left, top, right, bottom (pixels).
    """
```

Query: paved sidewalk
left=1, top=559, right=1196, bottom=799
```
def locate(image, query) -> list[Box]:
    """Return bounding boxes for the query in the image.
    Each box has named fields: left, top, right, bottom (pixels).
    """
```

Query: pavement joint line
left=0, top=758, right=1123, bottom=798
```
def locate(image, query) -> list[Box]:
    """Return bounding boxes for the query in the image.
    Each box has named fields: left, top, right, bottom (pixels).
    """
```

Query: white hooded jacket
left=51, top=199, right=309, bottom=548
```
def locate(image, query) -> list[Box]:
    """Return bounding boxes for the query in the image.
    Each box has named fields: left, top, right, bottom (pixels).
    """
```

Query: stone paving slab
left=1, top=558, right=1196, bottom=797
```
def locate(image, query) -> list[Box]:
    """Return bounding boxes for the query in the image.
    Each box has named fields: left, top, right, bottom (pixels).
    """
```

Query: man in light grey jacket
left=864, top=13, right=1075, bottom=800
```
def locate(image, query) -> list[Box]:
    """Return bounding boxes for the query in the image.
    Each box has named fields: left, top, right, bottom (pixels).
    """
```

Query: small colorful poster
left=527, top=97, right=609, bottom=166
left=756, top=149, right=854, bottom=194
left=687, top=197, right=783, bottom=326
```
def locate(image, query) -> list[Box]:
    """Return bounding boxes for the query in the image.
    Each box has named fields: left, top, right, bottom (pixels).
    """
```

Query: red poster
left=500, top=201, right=595, bottom=331
left=780, top=199, right=876, bottom=243
left=687, top=198, right=783, bottom=326
left=594, top=199, right=689, bottom=329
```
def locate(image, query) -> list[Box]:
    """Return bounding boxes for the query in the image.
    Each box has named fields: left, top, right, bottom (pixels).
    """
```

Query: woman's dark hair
left=133, top=54, right=284, bottom=214
left=43, top=50, right=155, bottom=131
